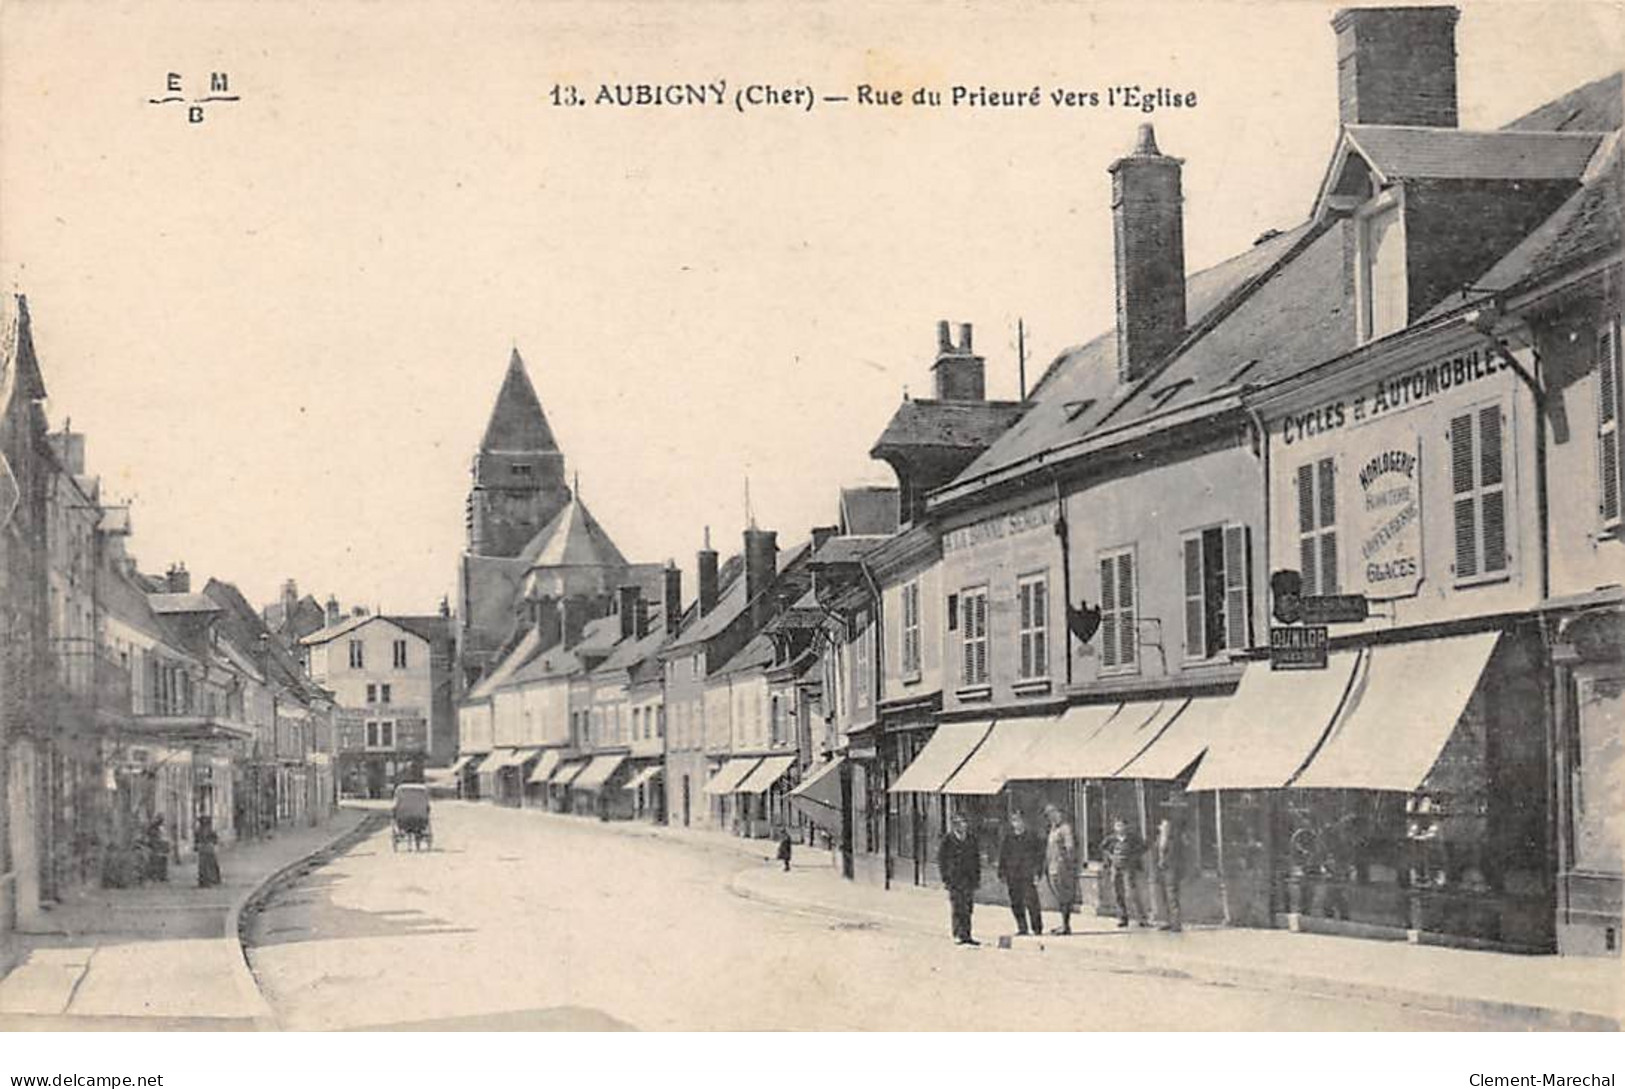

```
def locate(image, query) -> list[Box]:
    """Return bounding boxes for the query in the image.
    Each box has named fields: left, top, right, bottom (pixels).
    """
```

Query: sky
left=1, top=0, right=1619, bottom=615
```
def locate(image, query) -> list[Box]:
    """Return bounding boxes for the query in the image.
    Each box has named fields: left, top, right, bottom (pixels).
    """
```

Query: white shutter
left=1450, top=413, right=1479, bottom=580
left=1224, top=525, right=1249, bottom=653
left=1600, top=322, right=1621, bottom=527
left=1117, top=551, right=1136, bottom=668
left=1182, top=536, right=1205, bottom=659
left=1099, top=556, right=1118, bottom=667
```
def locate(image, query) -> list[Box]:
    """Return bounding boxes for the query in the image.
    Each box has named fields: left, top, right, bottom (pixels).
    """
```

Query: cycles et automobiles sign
left=1352, top=439, right=1423, bottom=599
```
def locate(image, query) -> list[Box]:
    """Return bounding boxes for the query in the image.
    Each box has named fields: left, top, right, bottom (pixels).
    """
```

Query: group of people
left=937, top=801, right=1188, bottom=945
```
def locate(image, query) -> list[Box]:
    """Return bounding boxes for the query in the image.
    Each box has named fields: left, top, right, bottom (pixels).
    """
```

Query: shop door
left=1217, top=790, right=1277, bottom=927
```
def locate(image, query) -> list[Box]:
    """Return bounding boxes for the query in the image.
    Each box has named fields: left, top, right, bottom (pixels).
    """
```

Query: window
left=900, top=581, right=922, bottom=678
left=1016, top=573, right=1049, bottom=680
left=1296, top=457, right=1339, bottom=595
left=1098, top=547, right=1137, bottom=673
left=1450, top=404, right=1510, bottom=584
left=393, top=639, right=408, bottom=669
left=1182, top=525, right=1251, bottom=661
left=513, top=463, right=533, bottom=477
left=380, top=683, right=392, bottom=705
left=946, top=593, right=959, bottom=632
left=365, top=683, right=377, bottom=704
left=853, top=613, right=872, bottom=712
left=1598, top=320, right=1622, bottom=530
left=959, top=586, right=989, bottom=687
left=365, top=720, right=394, bottom=749
left=1359, top=194, right=1406, bottom=342
left=348, top=640, right=364, bottom=669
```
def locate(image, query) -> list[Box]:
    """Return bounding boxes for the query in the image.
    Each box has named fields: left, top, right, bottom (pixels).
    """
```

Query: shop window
left=1296, top=457, right=1339, bottom=595
left=1016, top=573, right=1050, bottom=680
left=959, top=586, right=989, bottom=686
left=1597, top=320, right=1622, bottom=531
left=1181, top=525, right=1251, bottom=661
left=348, top=640, right=364, bottom=669
left=1449, top=404, right=1511, bottom=584
left=1098, top=547, right=1137, bottom=674
left=1358, top=194, right=1406, bottom=343
left=900, top=580, right=922, bottom=678
left=365, top=720, right=394, bottom=750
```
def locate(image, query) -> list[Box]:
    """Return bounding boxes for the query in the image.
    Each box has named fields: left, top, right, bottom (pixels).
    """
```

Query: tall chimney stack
left=663, top=562, right=683, bottom=636
left=166, top=562, right=191, bottom=594
left=1110, top=123, right=1186, bottom=385
left=744, top=527, right=778, bottom=605
left=1332, top=7, right=1459, bottom=128
left=617, top=585, right=642, bottom=642
left=697, top=529, right=720, bottom=617
left=931, top=321, right=986, bottom=402
left=325, top=594, right=341, bottom=624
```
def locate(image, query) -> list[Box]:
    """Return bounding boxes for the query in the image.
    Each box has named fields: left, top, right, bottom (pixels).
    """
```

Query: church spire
left=480, top=348, right=559, bottom=454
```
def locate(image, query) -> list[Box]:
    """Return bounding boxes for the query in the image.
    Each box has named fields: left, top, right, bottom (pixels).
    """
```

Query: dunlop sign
left=1270, top=625, right=1329, bottom=671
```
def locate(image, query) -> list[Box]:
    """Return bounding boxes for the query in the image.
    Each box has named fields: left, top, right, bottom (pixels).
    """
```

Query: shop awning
left=1010, top=703, right=1124, bottom=780
left=1186, top=652, right=1361, bottom=792
left=479, top=748, right=523, bottom=773
left=550, top=760, right=588, bottom=787
left=788, top=757, right=844, bottom=828
left=447, top=755, right=477, bottom=775
left=1290, top=632, right=1500, bottom=791
left=736, top=755, right=796, bottom=795
left=622, top=765, right=663, bottom=792
left=942, top=717, right=1056, bottom=794
left=1066, top=700, right=1189, bottom=780
left=572, top=753, right=627, bottom=792
left=889, top=721, right=992, bottom=793
left=526, top=750, right=564, bottom=785
left=1116, top=696, right=1229, bottom=781
left=702, top=757, right=762, bottom=796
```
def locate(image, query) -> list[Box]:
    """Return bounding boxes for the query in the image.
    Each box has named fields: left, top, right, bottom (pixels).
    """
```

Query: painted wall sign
left=1353, top=439, right=1424, bottom=599
left=943, top=501, right=1058, bottom=553
left=1278, top=347, right=1505, bottom=445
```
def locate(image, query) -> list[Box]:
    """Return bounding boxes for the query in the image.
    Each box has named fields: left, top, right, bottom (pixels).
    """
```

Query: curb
left=227, top=808, right=385, bottom=1031
left=727, top=871, right=1620, bottom=1032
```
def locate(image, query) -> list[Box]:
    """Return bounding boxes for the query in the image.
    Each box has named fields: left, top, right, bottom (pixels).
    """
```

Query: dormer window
left=1357, top=189, right=1407, bottom=343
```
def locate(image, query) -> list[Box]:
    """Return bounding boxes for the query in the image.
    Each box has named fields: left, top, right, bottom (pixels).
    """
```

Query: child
left=776, top=828, right=793, bottom=872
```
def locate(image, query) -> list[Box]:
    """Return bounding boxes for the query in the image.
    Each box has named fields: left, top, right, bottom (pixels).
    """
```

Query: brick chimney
left=663, top=562, right=683, bottom=636
left=281, top=579, right=298, bottom=620
left=561, top=596, right=592, bottom=648
left=1110, top=124, right=1186, bottom=385
left=1333, top=7, right=1459, bottom=128
left=931, top=321, right=985, bottom=402
left=744, top=527, right=778, bottom=604
left=617, top=585, right=642, bottom=641
left=325, top=595, right=341, bottom=624
left=166, top=562, right=190, bottom=593
left=697, top=530, right=719, bottom=618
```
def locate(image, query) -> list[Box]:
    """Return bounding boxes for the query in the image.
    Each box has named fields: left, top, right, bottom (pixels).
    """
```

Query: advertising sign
left=1270, top=625, right=1329, bottom=671
left=1352, top=439, right=1424, bottom=600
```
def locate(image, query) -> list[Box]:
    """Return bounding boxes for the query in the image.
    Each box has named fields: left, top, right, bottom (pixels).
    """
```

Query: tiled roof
left=1344, top=126, right=1603, bottom=182
left=481, top=349, right=559, bottom=453
left=518, top=493, right=628, bottom=569
left=1502, top=72, right=1622, bottom=134
left=389, top=614, right=453, bottom=646
left=716, top=632, right=775, bottom=676
left=594, top=609, right=670, bottom=674
left=468, top=627, right=545, bottom=699
left=839, top=486, right=900, bottom=536
left=955, top=222, right=1311, bottom=486
left=665, top=540, right=810, bottom=652
left=870, top=399, right=1027, bottom=454
left=807, top=535, right=891, bottom=566
left=148, top=592, right=222, bottom=615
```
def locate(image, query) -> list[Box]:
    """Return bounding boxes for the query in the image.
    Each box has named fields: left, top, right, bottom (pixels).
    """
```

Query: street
left=244, top=803, right=1499, bottom=1031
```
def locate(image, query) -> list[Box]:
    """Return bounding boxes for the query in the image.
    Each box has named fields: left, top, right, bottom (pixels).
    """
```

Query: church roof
left=480, top=349, right=559, bottom=453
left=520, top=492, right=629, bottom=570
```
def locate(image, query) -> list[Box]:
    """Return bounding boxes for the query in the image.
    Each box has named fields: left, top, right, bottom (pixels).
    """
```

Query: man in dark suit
left=937, top=812, right=982, bottom=946
left=997, top=810, right=1044, bottom=936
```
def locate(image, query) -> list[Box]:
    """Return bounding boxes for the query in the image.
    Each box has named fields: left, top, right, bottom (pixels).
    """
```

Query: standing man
left=1044, top=804, right=1078, bottom=935
left=997, top=810, right=1044, bottom=936
left=937, top=812, right=982, bottom=946
left=1102, top=815, right=1149, bottom=928
left=1154, top=803, right=1187, bottom=933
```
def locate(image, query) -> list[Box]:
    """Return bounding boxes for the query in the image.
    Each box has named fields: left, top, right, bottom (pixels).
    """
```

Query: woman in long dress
left=196, top=815, right=222, bottom=888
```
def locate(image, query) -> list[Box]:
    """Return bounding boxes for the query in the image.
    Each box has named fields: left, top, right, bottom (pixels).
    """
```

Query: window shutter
left=1598, top=323, right=1621, bottom=526
left=1182, top=537, right=1204, bottom=659
left=1296, top=463, right=1318, bottom=592
left=1450, top=414, right=1478, bottom=578
left=1224, top=525, right=1249, bottom=653
left=1477, top=406, right=1507, bottom=575
left=1318, top=458, right=1338, bottom=594
left=1034, top=579, right=1048, bottom=676
left=1099, top=557, right=1118, bottom=667
left=975, top=593, right=988, bottom=684
left=1117, top=551, right=1136, bottom=667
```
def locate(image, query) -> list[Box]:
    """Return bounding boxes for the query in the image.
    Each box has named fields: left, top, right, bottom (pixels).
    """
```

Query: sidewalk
left=0, top=807, right=372, bottom=1030
left=731, top=860, right=1622, bottom=1031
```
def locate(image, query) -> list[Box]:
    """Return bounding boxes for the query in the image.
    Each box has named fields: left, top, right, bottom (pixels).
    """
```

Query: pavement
left=0, top=806, right=371, bottom=1030
left=728, top=850, right=1623, bottom=1032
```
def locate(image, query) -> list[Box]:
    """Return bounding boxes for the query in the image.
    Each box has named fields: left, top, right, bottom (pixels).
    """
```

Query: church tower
left=466, top=349, right=571, bottom=558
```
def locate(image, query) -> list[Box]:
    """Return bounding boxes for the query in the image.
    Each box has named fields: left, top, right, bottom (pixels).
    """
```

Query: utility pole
left=1018, top=318, right=1028, bottom=400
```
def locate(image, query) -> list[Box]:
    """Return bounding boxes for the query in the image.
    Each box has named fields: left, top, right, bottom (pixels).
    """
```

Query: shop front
left=733, top=754, right=795, bottom=838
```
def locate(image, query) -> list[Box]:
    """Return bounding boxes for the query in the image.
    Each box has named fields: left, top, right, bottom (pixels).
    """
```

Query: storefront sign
left=1353, top=439, right=1423, bottom=599
left=1299, top=594, right=1369, bottom=624
left=943, top=501, right=1058, bottom=553
left=1278, top=347, right=1506, bottom=445
left=1270, top=625, right=1328, bottom=670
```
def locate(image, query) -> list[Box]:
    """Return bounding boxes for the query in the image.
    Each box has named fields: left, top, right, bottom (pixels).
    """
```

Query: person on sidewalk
left=1044, top=804, right=1078, bottom=935
left=937, top=812, right=981, bottom=946
left=1154, top=804, right=1186, bottom=933
left=142, top=816, right=170, bottom=884
left=1102, top=816, right=1149, bottom=928
left=776, top=827, right=793, bottom=872
left=996, top=810, right=1044, bottom=936
left=196, top=815, right=222, bottom=888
